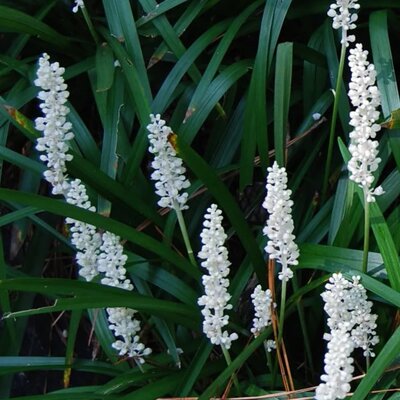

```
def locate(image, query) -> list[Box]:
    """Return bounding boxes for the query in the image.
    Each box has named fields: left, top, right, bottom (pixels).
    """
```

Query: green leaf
left=0, top=189, right=198, bottom=279
left=240, top=0, right=293, bottom=188
left=274, top=42, right=293, bottom=166
left=0, top=5, right=74, bottom=54
left=352, top=327, right=400, bottom=400
left=0, top=278, right=199, bottom=329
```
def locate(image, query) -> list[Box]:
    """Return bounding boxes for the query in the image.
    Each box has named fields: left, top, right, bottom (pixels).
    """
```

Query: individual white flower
left=265, top=339, right=276, bottom=352
left=347, top=43, right=383, bottom=202
left=263, top=161, right=299, bottom=281
left=72, top=0, right=85, bottom=13
left=316, top=273, right=379, bottom=400
left=198, top=204, right=238, bottom=350
left=34, top=53, right=73, bottom=196
left=327, top=0, right=360, bottom=46
left=251, top=284, right=273, bottom=336
left=147, top=113, right=190, bottom=210
left=315, top=328, right=355, bottom=400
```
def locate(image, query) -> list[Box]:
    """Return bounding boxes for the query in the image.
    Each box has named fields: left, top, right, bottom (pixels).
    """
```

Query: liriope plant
left=0, top=0, right=399, bottom=399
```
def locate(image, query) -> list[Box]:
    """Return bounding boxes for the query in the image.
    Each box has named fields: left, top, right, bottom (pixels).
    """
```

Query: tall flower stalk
left=35, top=53, right=151, bottom=365
left=322, top=0, right=360, bottom=201
left=147, top=114, right=196, bottom=266
left=198, top=204, right=239, bottom=392
left=347, top=44, right=383, bottom=273
left=263, top=161, right=299, bottom=343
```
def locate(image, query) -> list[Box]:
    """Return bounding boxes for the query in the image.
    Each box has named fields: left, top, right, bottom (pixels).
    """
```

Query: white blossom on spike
left=327, top=0, right=360, bottom=46
left=198, top=204, right=238, bottom=350
left=347, top=43, right=383, bottom=202
left=147, top=114, right=190, bottom=210
left=263, top=161, right=299, bottom=281
left=251, top=284, right=274, bottom=336
left=72, top=0, right=84, bottom=13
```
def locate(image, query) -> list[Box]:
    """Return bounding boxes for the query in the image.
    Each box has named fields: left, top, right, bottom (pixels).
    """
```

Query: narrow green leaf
left=274, top=42, right=293, bottom=166
left=0, top=189, right=198, bottom=279
left=103, top=0, right=152, bottom=101
left=0, top=278, right=199, bottom=329
left=369, top=10, right=400, bottom=169
left=0, top=5, right=74, bottom=54
left=352, top=327, right=400, bottom=400
left=240, top=0, right=293, bottom=188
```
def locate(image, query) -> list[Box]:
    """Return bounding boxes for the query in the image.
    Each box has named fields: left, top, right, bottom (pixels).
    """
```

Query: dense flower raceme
left=263, top=162, right=299, bottom=282
left=35, top=53, right=151, bottom=363
left=198, top=204, right=238, bottom=350
left=327, top=0, right=360, bottom=46
left=72, top=0, right=84, bottom=13
left=147, top=114, right=190, bottom=210
left=34, top=53, right=73, bottom=196
left=251, top=285, right=274, bottom=336
left=315, top=273, right=379, bottom=400
left=347, top=43, right=384, bottom=202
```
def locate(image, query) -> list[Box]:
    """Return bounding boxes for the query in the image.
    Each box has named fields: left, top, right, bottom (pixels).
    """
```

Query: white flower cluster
left=35, top=53, right=73, bottom=196
left=315, top=328, right=355, bottom=400
left=72, top=0, right=85, bottom=13
left=198, top=204, right=238, bottom=350
left=35, top=54, right=151, bottom=364
left=263, top=161, right=299, bottom=281
left=327, top=0, right=360, bottom=45
left=65, top=179, right=102, bottom=282
left=250, top=284, right=274, bottom=337
left=347, top=44, right=383, bottom=202
left=147, top=114, right=190, bottom=210
left=315, top=273, right=379, bottom=400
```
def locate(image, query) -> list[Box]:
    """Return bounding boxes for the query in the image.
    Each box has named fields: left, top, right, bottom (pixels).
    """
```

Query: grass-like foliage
left=0, top=0, right=400, bottom=399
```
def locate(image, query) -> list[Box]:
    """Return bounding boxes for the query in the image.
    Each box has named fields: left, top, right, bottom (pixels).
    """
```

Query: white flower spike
left=147, top=114, right=190, bottom=210
left=347, top=43, right=383, bottom=202
left=251, top=284, right=274, bottom=337
left=198, top=204, right=238, bottom=350
left=263, top=161, right=299, bottom=281
left=327, top=0, right=360, bottom=46
left=35, top=53, right=151, bottom=364
left=34, top=53, right=73, bottom=196
left=316, top=273, right=379, bottom=400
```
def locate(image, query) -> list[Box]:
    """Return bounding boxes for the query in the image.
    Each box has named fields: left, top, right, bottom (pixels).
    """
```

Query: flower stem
left=322, top=40, right=347, bottom=202
left=278, top=278, right=288, bottom=345
left=263, top=341, right=274, bottom=373
left=362, top=192, right=370, bottom=274
left=81, top=6, right=100, bottom=45
left=221, top=345, right=240, bottom=395
left=174, top=202, right=197, bottom=267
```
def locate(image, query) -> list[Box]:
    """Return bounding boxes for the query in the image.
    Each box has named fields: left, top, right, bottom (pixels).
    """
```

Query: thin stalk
left=221, top=345, right=240, bottom=395
left=263, top=341, right=274, bottom=373
left=81, top=6, right=100, bottom=45
left=174, top=201, right=197, bottom=267
left=322, top=40, right=347, bottom=202
left=278, top=279, right=288, bottom=345
left=362, top=192, right=370, bottom=274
